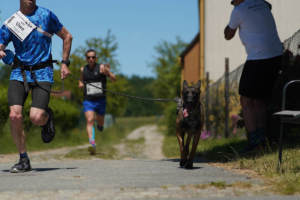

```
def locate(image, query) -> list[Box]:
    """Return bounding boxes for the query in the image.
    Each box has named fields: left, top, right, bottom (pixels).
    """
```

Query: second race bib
left=86, top=82, right=103, bottom=95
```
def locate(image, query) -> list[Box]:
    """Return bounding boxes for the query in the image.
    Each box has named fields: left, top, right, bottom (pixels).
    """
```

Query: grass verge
left=162, top=126, right=300, bottom=195
left=0, top=123, right=87, bottom=154
left=0, top=116, right=157, bottom=156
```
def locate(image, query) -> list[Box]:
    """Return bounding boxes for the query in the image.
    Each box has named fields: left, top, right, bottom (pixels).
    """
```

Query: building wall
left=182, top=42, right=200, bottom=84
left=204, top=0, right=300, bottom=80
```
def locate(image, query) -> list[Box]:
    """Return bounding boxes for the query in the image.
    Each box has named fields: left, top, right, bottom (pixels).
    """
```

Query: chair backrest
left=272, top=50, right=300, bottom=111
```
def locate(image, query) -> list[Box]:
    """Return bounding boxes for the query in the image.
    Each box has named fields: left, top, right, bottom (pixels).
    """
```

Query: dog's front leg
left=185, top=133, right=200, bottom=169
left=181, top=133, right=192, bottom=169
left=185, top=133, right=192, bottom=158
left=176, top=129, right=186, bottom=167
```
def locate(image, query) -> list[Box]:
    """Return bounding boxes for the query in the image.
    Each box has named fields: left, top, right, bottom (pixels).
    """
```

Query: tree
left=124, top=75, right=163, bottom=116
left=150, top=37, right=187, bottom=108
left=72, top=30, right=120, bottom=73
left=106, top=74, right=129, bottom=119
left=149, top=37, right=187, bottom=134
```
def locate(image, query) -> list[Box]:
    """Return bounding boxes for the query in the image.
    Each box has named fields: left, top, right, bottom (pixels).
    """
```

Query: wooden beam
left=198, top=0, right=205, bottom=80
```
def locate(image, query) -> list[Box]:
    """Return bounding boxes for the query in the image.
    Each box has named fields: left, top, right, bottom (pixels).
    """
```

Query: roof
left=180, top=32, right=200, bottom=59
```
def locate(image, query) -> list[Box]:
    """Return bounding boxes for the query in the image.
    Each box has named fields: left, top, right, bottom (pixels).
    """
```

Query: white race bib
left=86, top=82, right=103, bottom=95
left=4, top=11, right=37, bottom=42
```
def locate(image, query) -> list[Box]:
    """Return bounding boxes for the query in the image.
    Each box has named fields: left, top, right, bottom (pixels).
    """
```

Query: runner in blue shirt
left=0, top=0, right=73, bottom=173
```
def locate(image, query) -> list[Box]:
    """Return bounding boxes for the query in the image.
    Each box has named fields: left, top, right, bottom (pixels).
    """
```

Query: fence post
left=214, top=84, right=219, bottom=138
left=205, top=72, right=210, bottom=134
left=225, top=58, right=230, bottom=138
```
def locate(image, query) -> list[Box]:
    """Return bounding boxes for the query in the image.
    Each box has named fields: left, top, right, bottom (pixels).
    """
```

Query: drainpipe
left=198, top=0, right=205, bottom=80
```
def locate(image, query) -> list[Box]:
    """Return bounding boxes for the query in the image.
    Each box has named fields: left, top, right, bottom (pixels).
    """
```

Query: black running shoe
left=41, top=107, right=55, bottom=143
left=97, top=125, right=104, bottom=132
left=10, top=157, right=32, bottom=173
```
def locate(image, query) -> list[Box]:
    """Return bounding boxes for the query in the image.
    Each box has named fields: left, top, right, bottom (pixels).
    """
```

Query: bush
left=21, top=96, right=80, bottom=131
left=164, top=103, right=177, bottom=136
left=49, top=97, right=81, bottom=131
left=0, top=87, right=9, bottom=134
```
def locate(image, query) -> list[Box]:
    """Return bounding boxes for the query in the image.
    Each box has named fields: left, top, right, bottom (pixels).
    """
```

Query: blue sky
left=1, top=0, right=198, bottom=77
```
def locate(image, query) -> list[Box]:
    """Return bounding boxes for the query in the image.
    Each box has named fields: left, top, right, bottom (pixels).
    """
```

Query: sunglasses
left=87, top=56, right=96, bottom=59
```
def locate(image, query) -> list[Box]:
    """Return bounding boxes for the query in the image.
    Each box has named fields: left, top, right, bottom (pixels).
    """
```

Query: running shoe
left=10, top=157, right=32, bottom=173
left=41, top=107, right=55, bottom=143
left=97, top=125, right=104, bottom=132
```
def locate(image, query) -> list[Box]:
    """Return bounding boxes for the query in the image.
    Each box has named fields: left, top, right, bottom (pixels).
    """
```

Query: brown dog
left=176, top=80, right=203, bottom=169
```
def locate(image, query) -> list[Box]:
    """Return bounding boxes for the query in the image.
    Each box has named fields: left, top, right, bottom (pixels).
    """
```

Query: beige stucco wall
left=205, top=0, right=300, bottom=80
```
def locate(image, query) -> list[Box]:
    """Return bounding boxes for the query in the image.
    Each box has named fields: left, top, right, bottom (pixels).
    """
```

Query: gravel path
left=115, top=125, right=164, bottom=160
left=0, top=125, right=299, bottom=200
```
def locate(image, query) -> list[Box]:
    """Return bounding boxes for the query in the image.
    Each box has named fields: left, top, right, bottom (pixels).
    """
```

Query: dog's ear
left=196, top=80, right=201, bottom=90
left=183, top=80, right=188, bottom=89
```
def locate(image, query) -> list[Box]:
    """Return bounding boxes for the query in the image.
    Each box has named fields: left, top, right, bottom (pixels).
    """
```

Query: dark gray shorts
left=239, top=55, right=282, bottom=100
left=8, top=80, right=51, bottom=109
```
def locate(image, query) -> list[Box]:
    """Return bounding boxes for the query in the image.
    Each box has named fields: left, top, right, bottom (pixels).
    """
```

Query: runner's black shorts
left=8, top=80, right=51, bottom=109
left=239, top=55, right=282, bottom=100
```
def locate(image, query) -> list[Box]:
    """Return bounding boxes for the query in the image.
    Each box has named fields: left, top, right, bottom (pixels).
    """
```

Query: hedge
left=0, top=90, right=80, bottom=132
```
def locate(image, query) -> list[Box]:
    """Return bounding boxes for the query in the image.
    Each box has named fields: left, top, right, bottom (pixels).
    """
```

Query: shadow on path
left=162, top=158, right=203, bottom=170
left=1, top=167, right=77, bottom=173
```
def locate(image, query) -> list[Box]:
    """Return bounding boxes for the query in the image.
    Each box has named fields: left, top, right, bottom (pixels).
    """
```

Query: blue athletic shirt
left=0, top=6, right=63, bottom=83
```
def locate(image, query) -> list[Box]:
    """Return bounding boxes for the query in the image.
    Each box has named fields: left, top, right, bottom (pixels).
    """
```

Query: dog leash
left=68, top=74, right=179, bottom=103
left=2, top=52, right=178, bottom=102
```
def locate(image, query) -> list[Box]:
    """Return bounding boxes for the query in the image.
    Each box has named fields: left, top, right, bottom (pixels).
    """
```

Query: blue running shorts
left=83, top=99, right=106, bottom=115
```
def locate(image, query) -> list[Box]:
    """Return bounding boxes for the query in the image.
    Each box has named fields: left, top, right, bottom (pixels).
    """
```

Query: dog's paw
left=184, top=161, right=193, bottom=169
left=179, top=159, right=187, bottom=168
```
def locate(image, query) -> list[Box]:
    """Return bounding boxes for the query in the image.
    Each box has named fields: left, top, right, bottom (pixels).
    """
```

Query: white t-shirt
left=228, top=0, right=283, bottom=60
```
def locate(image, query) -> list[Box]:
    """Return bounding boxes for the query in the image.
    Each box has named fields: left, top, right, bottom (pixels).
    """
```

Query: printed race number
left=86, top=82, right=103, bottom=95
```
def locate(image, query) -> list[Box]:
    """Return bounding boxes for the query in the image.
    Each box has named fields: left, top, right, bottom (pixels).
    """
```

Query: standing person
left=0, top=0, right=72, bottom=173
left=79, top=49, right=116, bottom=155
left=224, top=0, right=283, bottom=152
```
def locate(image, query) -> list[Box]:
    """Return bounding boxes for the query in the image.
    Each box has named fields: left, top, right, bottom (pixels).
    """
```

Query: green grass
left=162, top=126, right=300, bottom=195
left=65, top=116, right=157, bottom=159
left=163, top=131, right=246, bottom=160
left=0, top=122, right=88, bottom=154
left=0, top=116, right=157, bottom=156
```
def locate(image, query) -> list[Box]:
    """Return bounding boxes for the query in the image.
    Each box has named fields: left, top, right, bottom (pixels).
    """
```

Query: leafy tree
left=106, top=74, right=129, bottom=119
left=124, top=75, right=163, bottom=116
left=72, top=30, right=119, bottom=73
left=149, top=37, right=187, bottom=134
left=150, top=37, right=187, bottom=108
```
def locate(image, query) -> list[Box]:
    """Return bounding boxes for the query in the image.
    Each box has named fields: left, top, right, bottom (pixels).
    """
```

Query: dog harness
left=181, top=103, right=202, bottom=133
left=12, top=57, right=57, bottom=93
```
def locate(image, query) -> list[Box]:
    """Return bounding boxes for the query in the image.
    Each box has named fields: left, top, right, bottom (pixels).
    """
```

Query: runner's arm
left=0, top=44, right=6, bottom=59
left=56, top=27, right=72, bottom=62
left=56, top=27, right=73, bottom=79
left=107, top=70, right=116, bottom=82
left=79, top=66, right=84, bottom=88
left=224, top=25, right=237, bottom=40
left=100, top=64, right=116, bottom=82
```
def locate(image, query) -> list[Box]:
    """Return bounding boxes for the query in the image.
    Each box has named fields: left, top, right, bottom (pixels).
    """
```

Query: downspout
left=199, top=0, right=205, bottom=80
